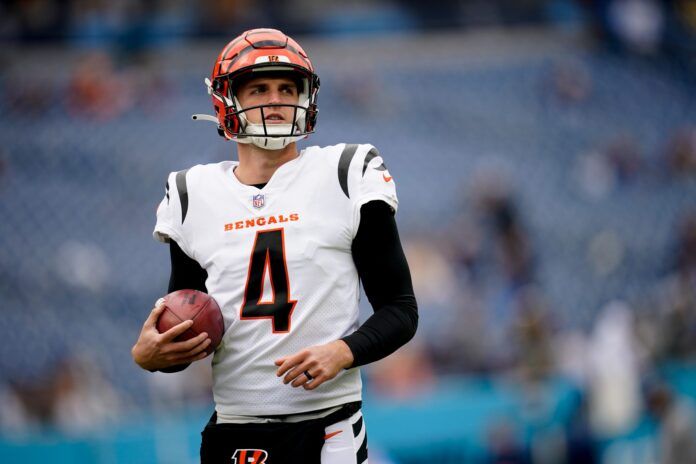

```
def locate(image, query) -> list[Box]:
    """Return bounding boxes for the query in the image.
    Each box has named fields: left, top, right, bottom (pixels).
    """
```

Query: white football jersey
left=153, top=143, right=398, bottom=416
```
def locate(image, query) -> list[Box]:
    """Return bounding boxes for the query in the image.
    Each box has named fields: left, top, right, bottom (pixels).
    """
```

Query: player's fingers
left=283, top=366, right=302, bottom=384
left=303, top=376, right=324, bottom=390
left=275, top=355, right=301, bottom=377
left=171, top=344, right=210, bottom=364
left=144, top=298, right=167, bottom=328
left=191, top=351, right=209, bottom=362
left=276, top=349, right=312, bottom=377
left=189, top=338, right=212, bottom=356
left=169, top=332, right=209, bottom=353
left=290, top=368, right=315, bottom=388
left=160, top=319, right=194, bottom=341
left=284, top=362, right=314, bottom=385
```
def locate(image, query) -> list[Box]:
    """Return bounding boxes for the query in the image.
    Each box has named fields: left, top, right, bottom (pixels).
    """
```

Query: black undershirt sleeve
left=159, top=240, right=208, bottom=373
left=168, top=240, right=208, bottom=294
left=342, top=200, right=419, bottom=367
left=165, top=200, right=418, bottom=370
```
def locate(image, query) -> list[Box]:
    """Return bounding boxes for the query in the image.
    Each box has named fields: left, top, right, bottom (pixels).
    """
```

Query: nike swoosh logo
left=382, top=173, right=393, bottom=182
left=323, top=430, right=343, bottom=440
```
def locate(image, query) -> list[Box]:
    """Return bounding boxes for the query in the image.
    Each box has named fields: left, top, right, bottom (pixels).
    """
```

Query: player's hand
left=274, top=340, right=354, bottom=390
left=131, top=298, right=211, bottom=371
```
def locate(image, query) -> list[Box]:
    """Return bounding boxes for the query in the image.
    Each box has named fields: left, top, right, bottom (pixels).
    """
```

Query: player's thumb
left=146, top=298, right=167, bottom=327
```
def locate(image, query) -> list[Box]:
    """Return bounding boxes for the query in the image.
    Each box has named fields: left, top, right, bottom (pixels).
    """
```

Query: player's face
left=236, top=77, right=299, bottom=125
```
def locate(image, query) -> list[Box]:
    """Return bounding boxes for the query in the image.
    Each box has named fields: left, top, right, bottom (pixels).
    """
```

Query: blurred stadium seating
left=2, top=1, right=696, bottom=463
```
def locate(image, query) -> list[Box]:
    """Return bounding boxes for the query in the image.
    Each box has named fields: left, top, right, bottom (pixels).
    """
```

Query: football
left=156, top=289, right=224, bottom=356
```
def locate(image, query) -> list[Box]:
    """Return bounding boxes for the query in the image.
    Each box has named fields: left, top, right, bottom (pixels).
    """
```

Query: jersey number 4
left=239, top=228, right=297, bottom=333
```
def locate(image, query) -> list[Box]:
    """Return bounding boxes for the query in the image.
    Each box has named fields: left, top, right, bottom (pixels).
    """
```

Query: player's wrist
left=333, top=339, right=355, bottom=370
left=131, top=343, right=159, bottom=371
left=131, top=343, right=150, bottom=370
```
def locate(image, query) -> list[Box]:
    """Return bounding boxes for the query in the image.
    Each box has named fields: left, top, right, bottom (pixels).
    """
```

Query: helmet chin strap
left=191, top=114, right=305, bottom=149
left=233, top=96, right=305, bottom=150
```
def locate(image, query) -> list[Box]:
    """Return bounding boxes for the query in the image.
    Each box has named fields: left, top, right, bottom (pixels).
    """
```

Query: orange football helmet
left=196, top=28, right=320, bottom=150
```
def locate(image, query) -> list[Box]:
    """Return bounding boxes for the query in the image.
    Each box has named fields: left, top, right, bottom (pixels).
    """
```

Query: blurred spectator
left=366, top=339, right=435, bottom=400
left=66, top=51, right=135, bottom=120
left=645, top=380, right=696, bottom=464
left=608, top=0, right=664, bottom=54
left=10, top=377, right=56, bottom=430
left=565, top=392, right=599, bottom=464
left=468, top=165, right=538, bottom=371
left=511, top=286, right=555, bottom=382
left=445, top=213, right=485, bottom=284
left=50, top=354, right=122, bottom=434
left=402, top=234, right=475, bottom=370
left=554, top=329, right=591, bottom=387
left=1, top=354, right=123, bottom=435
left=574, top=134, right=643, bottom=201
left=581, top=0, right=667, bottom=54
left=470, top=165, right=535, bottom=289
left=654, top=212, right=696, bottom=359
left=586, top=301, right=643, bottom=439
left=402, top=234, right=459, bottom=318
left=0, top=382, right=38, bottom=435
left=574, top=149, right=617, bottom=200
left=54, top=240, right=110, bottom=293
left=492, top=199, right=535, bottom=288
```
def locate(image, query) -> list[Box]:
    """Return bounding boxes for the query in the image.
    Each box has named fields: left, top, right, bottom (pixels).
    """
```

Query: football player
left=132, top=28, right=418, bottom=464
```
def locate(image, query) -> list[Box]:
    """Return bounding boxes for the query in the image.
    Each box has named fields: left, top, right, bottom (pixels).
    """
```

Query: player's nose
left=267, top=89, right=282, bottom=104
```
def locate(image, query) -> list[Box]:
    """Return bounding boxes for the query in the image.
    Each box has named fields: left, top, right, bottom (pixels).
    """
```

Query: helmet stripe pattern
left=222, top=42, right=311, bottom=74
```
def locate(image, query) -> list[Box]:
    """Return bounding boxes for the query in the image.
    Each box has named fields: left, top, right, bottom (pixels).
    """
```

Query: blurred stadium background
left=1, top=0, right=696, bottom=463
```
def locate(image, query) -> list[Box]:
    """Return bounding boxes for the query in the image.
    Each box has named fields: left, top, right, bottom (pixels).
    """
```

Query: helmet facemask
left=232, top=68, right=310, bottom=150
left=207, top=66, right=319, bottom=150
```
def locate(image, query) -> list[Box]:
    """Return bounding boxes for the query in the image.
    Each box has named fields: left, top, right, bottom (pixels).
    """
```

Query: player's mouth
left=264, top=113, right=286, bottom=123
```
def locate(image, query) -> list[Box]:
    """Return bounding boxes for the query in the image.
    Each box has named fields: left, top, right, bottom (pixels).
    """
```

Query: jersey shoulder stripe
left=361, top=147, right=383, bottom=176
left=335, top=143, right=382, bottom=199
left=337, top=143, right=359, bottom=199
left=175, top=168, right=190, bottom=223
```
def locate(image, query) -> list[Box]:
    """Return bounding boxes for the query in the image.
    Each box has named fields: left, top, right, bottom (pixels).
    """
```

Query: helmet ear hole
left=226, top=114, right=241, bottom=133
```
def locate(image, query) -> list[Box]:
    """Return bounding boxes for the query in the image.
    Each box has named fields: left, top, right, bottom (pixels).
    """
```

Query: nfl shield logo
left=252, top=193, right=265, bottom=209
